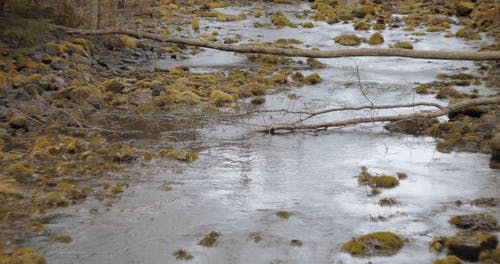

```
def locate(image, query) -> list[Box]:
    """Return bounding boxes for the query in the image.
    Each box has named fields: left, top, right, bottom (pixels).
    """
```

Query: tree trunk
left=60, top=27, right=500, bottom=61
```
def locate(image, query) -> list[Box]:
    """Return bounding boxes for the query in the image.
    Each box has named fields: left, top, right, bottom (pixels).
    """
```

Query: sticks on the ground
left=59, top=27, right=500, bottom=61
left=258, top=96, right=500, bottom=134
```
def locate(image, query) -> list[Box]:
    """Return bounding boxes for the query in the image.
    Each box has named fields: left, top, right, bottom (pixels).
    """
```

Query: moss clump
left=191, top=15, right=200, bottom=31
left=250, top=233, right=262, bottom=243
left=210, top=90, right=234, bottom=107
left=159, top=149, right=198, bottom=163
left=7, top=163, right=34, bottom=184
left=397, top=172, right=408, bottom=180
left=353, top=20, right=370, bottom=30
left=276, top=210, right=292, bottom=219
left=272, top=13, right=296, bottom=27
left=303, top=72, right=322, bottom=85
left=0, top=247, right=46, bottom=264
left=243, top=82, right=267, bottom=96
left=342, top=232, right=405, bottom=257
left=50, top=234, right=72, bottom=243
left=369, top=175, right=399, bottom=188
left=368, top=32, right=384, bottom=45
left=334, top=34, right=361, bottom=46
left=251, top=96, right=266, bottom=105
left=173, top=249, right=194, bottom=260
left=353, top=5, right=376, bottom=18
left=302, top=22, right=314, bottom=28
left=307, top=58, right=325, bottom=69
left=290, top=239, right=303, bottom=247
left=36, top=192, right=70, bottom=208
left=180, top=91, right=201, bottom=105
left=455, top=28, right=481, bottom=40
left=433, top=255, right=463, bottom=264
left=56, top=182, right=88, bottom=200
left=102, top=79, right=125, bottom=93
left=119, top=35, right=137, bottom=49
left=198, top=231, right=220, bottom=247
left=393, top=42, right=414, bottom=49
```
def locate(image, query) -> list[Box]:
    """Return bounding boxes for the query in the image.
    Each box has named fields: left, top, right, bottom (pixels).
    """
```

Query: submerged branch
left=258, top=96, right=500, bottom=134
left=59, top=27, right=500, bottom=61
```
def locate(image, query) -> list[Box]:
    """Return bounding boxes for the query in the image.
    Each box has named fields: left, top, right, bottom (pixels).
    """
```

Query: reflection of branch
left=258, top=96, right=500, bottom=134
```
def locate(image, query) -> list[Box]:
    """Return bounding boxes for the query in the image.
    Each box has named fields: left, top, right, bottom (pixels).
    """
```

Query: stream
left=38, top=3, right=499, bottom=264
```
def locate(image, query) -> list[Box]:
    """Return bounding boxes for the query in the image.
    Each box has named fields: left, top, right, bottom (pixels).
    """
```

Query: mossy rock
left=353, top=20, right=370, bottom=30
left=368, top=32, right=384, bottom=45
left=449, top=213, right=498, bottom=232
left=334, top=34, right=361, bottom=46
left=8, top=115, right=28, bottom=130
left=303, top=73, right=322, bottom=85
left=210, top=90, right=235, bottom=107
left=342, top=231, right=405, bottom=257
left=433, top=255, right=463, bottom=264
left=445, top=231, right=498, bottom=261
left=198, top=231, right=220, bottom=247
left=393, top=42, right=414, bottom=49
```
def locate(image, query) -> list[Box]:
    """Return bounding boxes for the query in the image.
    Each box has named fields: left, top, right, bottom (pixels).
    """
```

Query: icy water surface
left=40, top=3, right=499, bottom=264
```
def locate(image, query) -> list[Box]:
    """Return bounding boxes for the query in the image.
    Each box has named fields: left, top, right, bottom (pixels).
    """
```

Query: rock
left=471, top=198, right=499, bottom=207
left=479, top=246, right=500, bottom=264
left=342, top=231, right=405, bottom=257
left=8, top=116, right=28, bottom=130
left=449, top=213, right=498, bottom=232
left=445, top=231, right=498, bottom=261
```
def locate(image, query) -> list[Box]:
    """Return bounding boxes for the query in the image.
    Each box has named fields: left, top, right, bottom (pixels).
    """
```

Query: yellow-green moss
left=56, top=182, right=88, bottom=200
left=369, top=175, right=400, bottom=188
left=159, top=149, right=198, bottom=163
left=36, top=192, right=70, bottom=208
left=174, top=249, right=194, bottom=260
left=251, top=96, right=266, bottom=105
left=393, top=42, right=414, bottom=49
left=276, top=210, right=292, bottom=219
left=342, top=232, right=405, bottom=257
left=334, top=34, right=361, bottom=46
left=0, top=179, right=23, bottom=198
left=192, top=15, right=200, bottom=31
left=455, top=28, right=481, bottom=40
left=303, top=72, right=322, bottom=85
left=50, top=234, right=73, bottom=243
left=433, top=255, right=463, bottom=264
left=479, top=247, right=500, bottom=263
left=198, top=231, right=220, bottom=247
left=119, top=35, right=137, bottom=49
left=368, top=32, right=384, bottom=45
left=0, top=247, right=46, bottom=264
left=272, top=14, right=296, bottom=27
left=302, top=21, right=314, bottom=28
left=353, top=20, right=370, bottom=30
left=210, top=90, right=235, bottom=106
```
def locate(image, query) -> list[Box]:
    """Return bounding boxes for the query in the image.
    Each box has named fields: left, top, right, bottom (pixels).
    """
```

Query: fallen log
left=257, top=96, right=500, bottom=134
left=59, top=27, right=500, bottom=61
